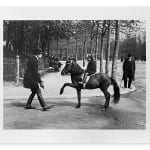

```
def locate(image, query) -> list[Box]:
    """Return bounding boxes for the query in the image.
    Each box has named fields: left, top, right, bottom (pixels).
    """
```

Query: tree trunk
left=95, top=37, right=98, bottom=61
left=105, top=20, right=111, bottom=75
left=90, top=36, right=93, bottom=54
left=66, top=39, right=69, bottom=60
left=38, top=32, right=41, bottom=49
left=47, top=39, right=51, bottom=57
left=60, top=48, right=63, bottom=60
left=6, top=22, right=11, bottom=50
left=56, top=20, right=59, bottom=54
left=56, top=37, right=59, bottom=54
left=19, top=22, right=25, bottom=55
left=95, top=24, right=99, bottom=61
left=75, top=38, right=78, bottom=61
left=100, top=35, right=104, bottom=73
left=100, top=21, right=107, bottom=73
left=111, top=20, right=120, bottom=80
left=90, top=20, right=95, bottom=54
left=83, top=37, right=86, bottom=67
left=24, top=40, right=26, bottom=55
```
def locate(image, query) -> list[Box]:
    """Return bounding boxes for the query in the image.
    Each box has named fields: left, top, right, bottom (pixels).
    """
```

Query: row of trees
left=3, top=20, right=146, bottom=79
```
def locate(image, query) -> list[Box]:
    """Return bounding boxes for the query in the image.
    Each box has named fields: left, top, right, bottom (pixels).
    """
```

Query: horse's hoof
left=60, top=89, right=63, bottom=95
left=102, top=106, right=107, bottom=111
left=75, top=105, right=80, bottom=108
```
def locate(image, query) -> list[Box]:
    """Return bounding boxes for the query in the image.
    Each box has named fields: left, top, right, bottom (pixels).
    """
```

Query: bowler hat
left=34, top=48, right=43, bottom=54
left=128, top=53, right=132, bottom=57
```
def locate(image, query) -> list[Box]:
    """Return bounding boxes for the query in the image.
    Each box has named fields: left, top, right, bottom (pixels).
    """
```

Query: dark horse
left=60, top=60, right=120, bottom=111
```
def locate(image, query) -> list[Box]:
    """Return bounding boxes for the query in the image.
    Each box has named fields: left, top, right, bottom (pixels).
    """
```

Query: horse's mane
left=70, top=62, right=84, bottom=75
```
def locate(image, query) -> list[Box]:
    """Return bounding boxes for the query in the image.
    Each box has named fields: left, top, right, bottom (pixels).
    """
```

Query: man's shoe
left=25, top=105, right=35, bottom=109
left=43, top=106, right=51, bottom=111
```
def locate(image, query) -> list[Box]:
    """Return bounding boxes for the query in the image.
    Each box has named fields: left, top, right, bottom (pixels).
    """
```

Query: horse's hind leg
left=101, top=89, right=110, bottom=111
left=76, top=89, right=81, bottom=108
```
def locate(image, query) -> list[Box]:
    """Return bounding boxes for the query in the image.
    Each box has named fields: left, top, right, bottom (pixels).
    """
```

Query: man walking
left=23, top=48, right=51, bottom=111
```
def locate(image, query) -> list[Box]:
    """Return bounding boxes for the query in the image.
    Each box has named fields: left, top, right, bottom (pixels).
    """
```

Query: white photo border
left=0, top=7, right=149, bottom=144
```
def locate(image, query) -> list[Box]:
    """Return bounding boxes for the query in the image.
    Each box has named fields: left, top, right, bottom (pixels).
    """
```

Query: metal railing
left=3, top=56, right=49, bottom=85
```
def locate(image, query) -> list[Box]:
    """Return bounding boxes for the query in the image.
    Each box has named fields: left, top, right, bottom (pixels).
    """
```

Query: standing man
left=23, top=48, right=51, bottom=111
left=122, top=53, right=135, bottom=89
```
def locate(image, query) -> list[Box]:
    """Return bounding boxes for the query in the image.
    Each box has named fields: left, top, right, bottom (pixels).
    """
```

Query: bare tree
left=100, top=20, right=107, bottom=73
left=94, top=21, right=99, bottom=61
left=105, top=20, right=111, bottom=75
left=89, top=20, right=96, bottom=54
left=111, top=20, right=120, bottom=79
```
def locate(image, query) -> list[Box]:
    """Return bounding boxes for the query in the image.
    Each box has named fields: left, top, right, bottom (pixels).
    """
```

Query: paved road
left=3, top=61, right=146, bottom=129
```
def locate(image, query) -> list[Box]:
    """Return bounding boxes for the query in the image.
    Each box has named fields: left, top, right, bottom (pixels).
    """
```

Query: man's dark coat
left=23, top=56, right=42, bottom=90
left=123, top=58, right=135, bottom=79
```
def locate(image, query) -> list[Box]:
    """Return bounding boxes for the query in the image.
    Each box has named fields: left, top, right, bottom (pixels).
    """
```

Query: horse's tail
left=110, top=77, right=120, bottom=104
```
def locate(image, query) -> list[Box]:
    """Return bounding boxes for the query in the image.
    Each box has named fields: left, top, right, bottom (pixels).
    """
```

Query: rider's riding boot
left=78, top=73, right=87, bottom=88
left=36, top=89, right=51, bottom=111
left=83, top=82, right=86, bottom=89
left=78, top=81, right=86, bottom=89
left=25, top=92, right=36, bottom=109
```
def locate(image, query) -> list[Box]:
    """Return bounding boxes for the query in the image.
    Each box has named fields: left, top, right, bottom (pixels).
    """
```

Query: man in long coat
left=23, top=48, right=51, bottom=111
left=123, top=54, right=136, bottom=88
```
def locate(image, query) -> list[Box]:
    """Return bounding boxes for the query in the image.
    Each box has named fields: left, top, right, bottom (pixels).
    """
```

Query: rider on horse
left=79, top=54, right=96, bottom=88
left=60, top=54, right=120, bottom=110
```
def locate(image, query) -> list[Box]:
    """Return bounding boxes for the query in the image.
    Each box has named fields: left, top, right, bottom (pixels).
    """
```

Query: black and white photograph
left=3, top=19, right=146, bottom=129
left=0, top=7, right=150, bottom=144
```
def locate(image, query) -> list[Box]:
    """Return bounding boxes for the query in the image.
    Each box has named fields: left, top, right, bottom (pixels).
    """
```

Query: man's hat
left=34, top=48, right=44, bottom=54
left=87, top=54, right=94, bottom=61
left=128, top=53, right=132, bottom=57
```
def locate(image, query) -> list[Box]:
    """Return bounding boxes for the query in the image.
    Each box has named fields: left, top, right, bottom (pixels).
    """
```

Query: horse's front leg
left=60, top=83, right=78, bottom=95
left=76, top=89, right=81, bottom=108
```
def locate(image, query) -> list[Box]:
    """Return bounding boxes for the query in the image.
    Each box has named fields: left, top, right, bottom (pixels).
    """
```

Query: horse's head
left=61, top=60, right=72, bottom=75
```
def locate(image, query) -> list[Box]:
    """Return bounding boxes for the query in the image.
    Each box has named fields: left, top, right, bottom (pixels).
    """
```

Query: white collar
left=34, top=55, right=39, bottom=61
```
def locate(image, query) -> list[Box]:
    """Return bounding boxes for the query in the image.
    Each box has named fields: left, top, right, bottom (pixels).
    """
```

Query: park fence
left=3, top=56, right=49, bottom=84
left=3, top=57, right=16, bottom=81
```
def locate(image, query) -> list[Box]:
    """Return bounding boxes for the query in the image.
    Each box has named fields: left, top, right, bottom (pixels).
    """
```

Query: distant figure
left=54, top=57, right=62, bottom=72
left=52, top=55, right=56, bottom=68
left=121, top=57, right=124, bottom=62
left=48, top=56, right=53, bottom=68
left=122, top=54, right=136, bottom=88
left=79, top=54, right=96, bottom=88
left=23, top=48, right=51, bottom=111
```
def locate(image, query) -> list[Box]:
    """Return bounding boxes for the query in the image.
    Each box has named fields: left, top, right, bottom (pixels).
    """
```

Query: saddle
left=78, top=73, right=94, bottom=88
